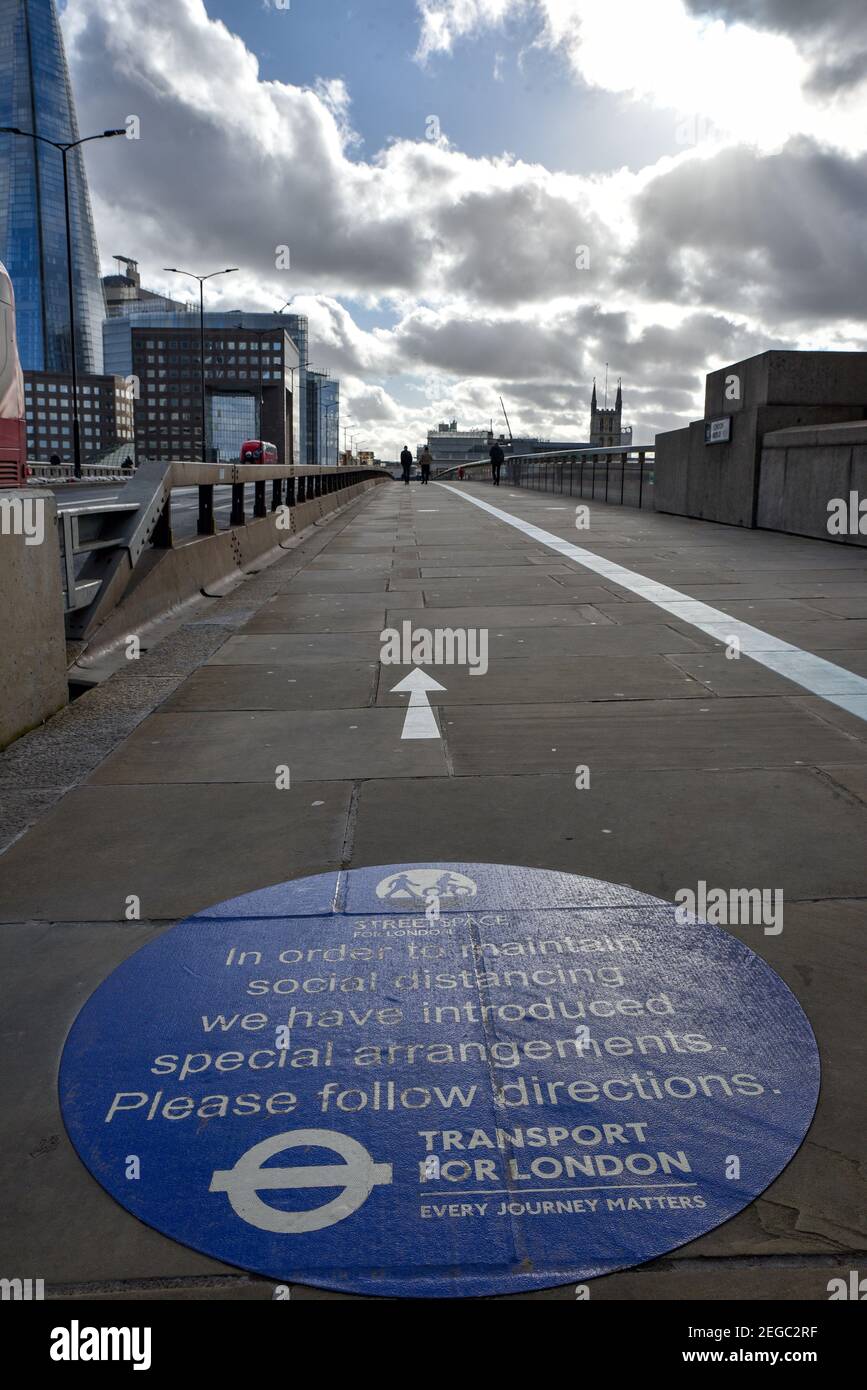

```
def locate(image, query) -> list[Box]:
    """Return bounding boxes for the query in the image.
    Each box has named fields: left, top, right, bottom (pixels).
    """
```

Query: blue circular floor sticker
left=60, top=864, right=820, bottom=1297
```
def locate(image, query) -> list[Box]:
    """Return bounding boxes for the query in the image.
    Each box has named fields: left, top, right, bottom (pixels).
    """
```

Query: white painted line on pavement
left=437, top=483, right=867, bottom=724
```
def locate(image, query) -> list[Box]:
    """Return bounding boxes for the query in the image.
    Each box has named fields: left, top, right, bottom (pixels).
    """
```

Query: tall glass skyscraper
left=0, top=0, right=105, bottom=373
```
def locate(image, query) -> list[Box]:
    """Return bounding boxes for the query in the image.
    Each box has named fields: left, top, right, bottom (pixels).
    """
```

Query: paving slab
left=665, top=652, right=815, bottom=697
left=816, top=762, right=867, bottom=802
left=419, top=578, right=597, bottom=605
left=386, top=603, right=614, bottom=628
left=241, top=608, right=389, bottom=634
left=350, top=767, right=867, bottom=910
left=305, top=555, right=396, bottom=572
left=804, top=596, right=867, bottom=618
left=280, top=574, right=391, bottom=593
left=90, top=708, right=449, bottom=784
left=210, top=633, right=382, bottom=663
left=593, top=599, right=841, bottom=627
left=377, top=656, right=707, bottom=704
left=161, top=661, right=379, bottom=712
left=442, top=697, right=867, bottom=774
left=746, top=621, right=867, bottom=651
left=418, top=562, right=575, bottom=578
left=0, top=782, right=352, bottom=922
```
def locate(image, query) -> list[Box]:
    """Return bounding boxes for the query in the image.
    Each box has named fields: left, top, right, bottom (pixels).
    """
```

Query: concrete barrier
left=80, top=474, right=388, bottom=658
left=655, top=351, right=867, bottom=528
left=0, top=490, right=68, bottom=749
left=758, top=421, right=867, bottom=546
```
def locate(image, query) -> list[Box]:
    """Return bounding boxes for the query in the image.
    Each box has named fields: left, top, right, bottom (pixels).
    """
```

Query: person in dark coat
left=400, top=445, right=412, bottom=485
left=419, top=446, right=433, bottom=484
left=490, top=441, right=505, bottom=486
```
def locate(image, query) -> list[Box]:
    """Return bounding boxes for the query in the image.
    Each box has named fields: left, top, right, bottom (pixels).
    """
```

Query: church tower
left=590, top=377, right=623, bottom=446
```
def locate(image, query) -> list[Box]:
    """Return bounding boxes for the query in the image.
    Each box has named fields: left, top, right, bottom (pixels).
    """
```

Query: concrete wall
left=655, top=351, right=867, bottom=528
left=0, top=490, right=68, bottom=749
left=758, top=421, right=867, bottom=546
left=652, top=426, right=690, bottom=515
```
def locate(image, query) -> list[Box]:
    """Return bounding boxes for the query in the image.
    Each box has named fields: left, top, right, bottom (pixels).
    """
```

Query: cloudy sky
left=61, top=0, right=867, bottom=455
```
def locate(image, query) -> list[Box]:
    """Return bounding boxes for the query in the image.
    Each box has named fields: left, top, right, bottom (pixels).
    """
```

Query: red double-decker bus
left=239, top=440, right=278, bottom=467
left=0, top=261, right=27, bottom=488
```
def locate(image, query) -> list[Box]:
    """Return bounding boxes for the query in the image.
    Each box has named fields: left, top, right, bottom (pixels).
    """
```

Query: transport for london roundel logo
left=59, top=863, right=820, bottom=1298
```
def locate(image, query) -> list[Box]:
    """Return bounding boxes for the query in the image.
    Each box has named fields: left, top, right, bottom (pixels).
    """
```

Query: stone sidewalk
left=1, top=479, right=865, bottom=1299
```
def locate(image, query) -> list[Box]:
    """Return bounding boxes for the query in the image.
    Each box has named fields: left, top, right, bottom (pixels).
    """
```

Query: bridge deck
left=1, top=480, right=865, bottom=1298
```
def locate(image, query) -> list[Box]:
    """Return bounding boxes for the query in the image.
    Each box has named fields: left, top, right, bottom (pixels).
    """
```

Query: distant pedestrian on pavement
left=420, top=445, right=433, bottom=485
left=490, top=440, right=505, bottom=486
left=400, top=445, right=412, bottom=486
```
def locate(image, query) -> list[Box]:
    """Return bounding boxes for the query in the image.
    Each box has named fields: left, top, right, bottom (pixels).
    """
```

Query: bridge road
left=1, top=478, right=866, bottom=1298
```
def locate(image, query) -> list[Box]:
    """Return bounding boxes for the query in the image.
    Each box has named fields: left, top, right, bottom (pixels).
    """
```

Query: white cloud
left=415, top=0, right=867, bottom=152
left=54, top=0, right=867, bottom=458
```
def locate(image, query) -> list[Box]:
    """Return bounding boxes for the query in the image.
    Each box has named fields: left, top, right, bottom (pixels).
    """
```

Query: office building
left=126, top=325, right=300, bottom=464
left=104, top=309, right=310, bottom=465
left=0, top=0, right=105, bottom=373
left=102, top=256, right=189, bottom=319
left=424, top=420, right=492, bottom=465
left=24, top=370, right=134, bottom=462
left=306, top=370, right=339, bottom=468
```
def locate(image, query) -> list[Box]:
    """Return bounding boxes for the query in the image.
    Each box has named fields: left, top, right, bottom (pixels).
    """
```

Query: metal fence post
left=152, top=493, right=173, bottom=548
left=638, top=451, right=645, bottom=509
left=198, top=485, right=215, bottom=535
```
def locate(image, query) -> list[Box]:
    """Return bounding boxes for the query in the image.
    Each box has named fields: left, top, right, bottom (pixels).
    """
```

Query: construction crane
left=499, top=396, right=514, bottom=444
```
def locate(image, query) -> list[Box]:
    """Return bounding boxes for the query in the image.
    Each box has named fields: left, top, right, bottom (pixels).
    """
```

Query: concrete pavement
left=1, top=478, right=865, bottom=1298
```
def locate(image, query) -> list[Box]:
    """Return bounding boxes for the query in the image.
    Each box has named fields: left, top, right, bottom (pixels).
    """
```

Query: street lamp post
left=163, top=267, right=238, bottom=462
left=0, top=125, right=126, bottom=478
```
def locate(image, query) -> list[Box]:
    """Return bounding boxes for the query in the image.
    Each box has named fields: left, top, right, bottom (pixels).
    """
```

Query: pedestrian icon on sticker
left=376, top=869, right=477, bottom=904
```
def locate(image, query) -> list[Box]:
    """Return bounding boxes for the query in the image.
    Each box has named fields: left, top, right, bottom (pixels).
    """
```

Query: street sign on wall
left=59, top=864, right=820, bottom=1297
left=705, top=417, right=732, bottom=444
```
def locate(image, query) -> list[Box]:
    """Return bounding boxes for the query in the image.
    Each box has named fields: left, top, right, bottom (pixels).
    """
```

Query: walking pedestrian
left=420, top=445, right=433, bottom=485
left=400, top=444, right=413, bottom=486
left=490, top=440, right=505, bottom=486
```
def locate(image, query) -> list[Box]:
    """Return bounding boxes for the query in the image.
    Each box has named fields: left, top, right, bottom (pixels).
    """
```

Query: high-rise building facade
left=104, top=309, right=310, bottom=465
left=0, top=0, right=105, bottom=374
left=312, top=373, right=339, bottom=468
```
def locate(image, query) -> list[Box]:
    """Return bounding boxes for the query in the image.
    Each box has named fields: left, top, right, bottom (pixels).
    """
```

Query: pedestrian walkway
left=1, top=479, right=865, bottom=1298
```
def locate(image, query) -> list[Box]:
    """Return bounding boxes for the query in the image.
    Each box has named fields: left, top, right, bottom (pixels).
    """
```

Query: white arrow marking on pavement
left=391, top=668, right=446, bottom=740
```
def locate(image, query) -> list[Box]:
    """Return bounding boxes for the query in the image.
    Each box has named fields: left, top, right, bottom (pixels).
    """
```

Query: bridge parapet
left=438, top=445, right=655, bottom=508
left=59, top=459, right=391, bottom=648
